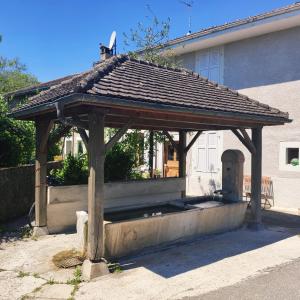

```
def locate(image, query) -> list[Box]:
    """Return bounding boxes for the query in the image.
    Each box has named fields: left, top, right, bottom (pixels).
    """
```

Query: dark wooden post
left=149, top=131, right=154, bottom=178
left=35, top=119, right=52, bottom=230
left=250, top=127, right=263, bottom=227
left=179, top=130, right=187, bottom=197
left=87, top=112, right=105, bottom=261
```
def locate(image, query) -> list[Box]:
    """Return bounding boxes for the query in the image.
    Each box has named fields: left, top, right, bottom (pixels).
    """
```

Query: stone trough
left=103, top=199, right=247, bottom=258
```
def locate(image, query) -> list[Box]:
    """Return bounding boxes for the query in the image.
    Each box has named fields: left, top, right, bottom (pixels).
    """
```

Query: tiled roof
left=4, top=74, right=76, bottom=99
left=164, top=2, right=300, bottom=48
left=13, top=55, right=289, bottom=122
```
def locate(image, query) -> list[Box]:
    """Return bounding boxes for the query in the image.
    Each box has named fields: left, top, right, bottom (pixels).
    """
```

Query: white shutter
left=207, top=133, right=218, bottom=173
left=197, top=133, right=207, bottom=172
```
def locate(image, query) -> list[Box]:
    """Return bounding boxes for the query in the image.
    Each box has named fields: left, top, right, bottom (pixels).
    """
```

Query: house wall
left=180, top=26, right=300, bottom=209
left=223, top=26, right=300, bottom=209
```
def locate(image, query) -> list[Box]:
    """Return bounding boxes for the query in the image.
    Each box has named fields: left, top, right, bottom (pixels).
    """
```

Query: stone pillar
left=34, top=119, right=52, bottom=236
left=179, top=130, right=187, bottom=198
left=250, top=127, right=263, bottom=229
left=82, top=111, right=109, bottom=280
left=221, top=150, right=245, bottom=202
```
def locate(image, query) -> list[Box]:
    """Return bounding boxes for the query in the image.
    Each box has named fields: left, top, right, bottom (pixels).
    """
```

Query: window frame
left=279, top=141, right=300, bottom=172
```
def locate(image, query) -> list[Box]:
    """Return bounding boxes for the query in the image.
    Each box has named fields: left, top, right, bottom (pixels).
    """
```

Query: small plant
left=20, top=226, right=32, bottom=239
left=291, top=158, right=299, bottom=166
left=47, top=278, right=56, bottom=285
left=67, top=266, right=82, bottom=285
left=107, top=262, right=123, bottom=273
left=33, top=273, right=40, bottom=278
left=18, top=271, right=30, bottom=278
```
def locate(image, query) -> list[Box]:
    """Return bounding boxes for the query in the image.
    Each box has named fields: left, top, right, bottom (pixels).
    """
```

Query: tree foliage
left=0, top=34, right=38, bottom=167
left=123, top=8, right=178, bottom=67
left=0, top=95, right=35, bottom=167
left=0, top=35, right=38, bottom=94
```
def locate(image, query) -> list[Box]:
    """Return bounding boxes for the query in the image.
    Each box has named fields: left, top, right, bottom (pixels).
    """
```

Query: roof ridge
left=163, top=2, right=300, bottom=48
left=74, top=55, right=128, bottom=93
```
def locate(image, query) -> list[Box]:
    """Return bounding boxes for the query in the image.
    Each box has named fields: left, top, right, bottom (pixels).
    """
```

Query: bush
left=50, top=144, right=135, bottom=185
left=50, top=154, right=88, bottom=185
left=105, top=144, right=135, bottom=182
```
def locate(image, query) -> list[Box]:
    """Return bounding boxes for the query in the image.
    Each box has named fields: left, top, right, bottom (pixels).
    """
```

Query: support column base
left=247, top=221, right=265, bottom=231
left=32, top=226, right=49, bottom=237
left=81, top=259, right=109, bottom=281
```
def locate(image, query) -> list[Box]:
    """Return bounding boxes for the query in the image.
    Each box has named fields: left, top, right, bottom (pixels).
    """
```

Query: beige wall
left=179, top=26, right=300, bottom=209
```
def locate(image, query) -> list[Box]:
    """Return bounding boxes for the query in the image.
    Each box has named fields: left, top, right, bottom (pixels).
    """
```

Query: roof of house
left=163, top=2, right=300, bottom=48
left=4, top=74, right=76, bottom=99
left=12, top=55, right=289, bottom=125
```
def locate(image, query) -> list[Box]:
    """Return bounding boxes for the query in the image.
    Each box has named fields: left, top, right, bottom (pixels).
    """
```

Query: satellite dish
left=109, top=31, right=117, bottom=52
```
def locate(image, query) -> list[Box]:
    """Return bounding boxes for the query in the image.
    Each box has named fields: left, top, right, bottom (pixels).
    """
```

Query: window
left=195, top=47, right=224, bottom=84
left=194, top=132, right=220, bottom=173
left=286, top=148, right=299, bottom=165
left=279, top=142, right=300, bottom=171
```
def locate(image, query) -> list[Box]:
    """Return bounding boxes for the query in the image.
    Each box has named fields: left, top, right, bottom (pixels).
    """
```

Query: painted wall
left=180, top=26, right=300, bottom=209
left=223, top=26, right=300, bottom=209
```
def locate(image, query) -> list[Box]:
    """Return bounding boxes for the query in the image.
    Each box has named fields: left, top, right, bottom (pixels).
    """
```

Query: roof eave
left=9, top=93, right=291, bottom=126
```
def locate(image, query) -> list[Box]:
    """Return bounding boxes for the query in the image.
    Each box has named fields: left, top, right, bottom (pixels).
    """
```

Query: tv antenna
left=179, top=0, right=194, bottom=35
left=109, top=30, right=117, bottom=55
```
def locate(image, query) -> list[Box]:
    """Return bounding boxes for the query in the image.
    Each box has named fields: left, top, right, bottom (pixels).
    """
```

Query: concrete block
left=81, top=259, right=109, bottom=281
left=76, top=211, right=88, bottom=253
left=32, top=226, right=49, bottom=237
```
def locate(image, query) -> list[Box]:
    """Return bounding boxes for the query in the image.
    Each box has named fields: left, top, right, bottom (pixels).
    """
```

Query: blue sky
left=0, top=0, right=294, bottom=82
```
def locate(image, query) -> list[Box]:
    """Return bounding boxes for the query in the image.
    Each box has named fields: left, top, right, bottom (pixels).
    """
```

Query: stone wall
left=0, top=162, right=61, bottom=224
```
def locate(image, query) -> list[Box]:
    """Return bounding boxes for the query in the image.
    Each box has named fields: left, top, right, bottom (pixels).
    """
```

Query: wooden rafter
left=105, top=119, right=134, bottom=152
left=232, top=129, right=256, bottom=154
left=163, top=131, right=179, bottom=151
left=184, top=131, right=202, bottom=154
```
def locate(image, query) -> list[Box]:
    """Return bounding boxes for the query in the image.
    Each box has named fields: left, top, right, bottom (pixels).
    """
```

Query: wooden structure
left=10, top=55, right=290, bottom=265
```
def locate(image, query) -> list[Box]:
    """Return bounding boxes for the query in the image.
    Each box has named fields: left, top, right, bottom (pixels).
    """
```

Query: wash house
left=11, top=55, right=290, bottom=278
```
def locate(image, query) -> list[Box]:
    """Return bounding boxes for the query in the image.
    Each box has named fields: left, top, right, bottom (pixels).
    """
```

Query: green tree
left=0, top=95, right=35, bottom=167
left=0, top=36, right=38, bottom=94
left=0, top=34, right=38, bottom=166
left=123, top=7, right=178, bottom=67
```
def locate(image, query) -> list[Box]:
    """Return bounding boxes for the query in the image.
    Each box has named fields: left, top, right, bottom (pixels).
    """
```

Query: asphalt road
left=184, top=258, right=300, bottom=300
left=182, top=209, right=300, bottom=300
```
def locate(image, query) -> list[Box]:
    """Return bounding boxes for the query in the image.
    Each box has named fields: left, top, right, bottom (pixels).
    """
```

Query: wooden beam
left=232, top=129, right=256, bottom=154
left=184, top=131, right=202, bottom=154
left=87, top=112, right=105, bottom=261
left=77, top=128, right=89, bottom=150
left=105, top=119, right=134, bottom=152
left=48, top=125, right=71, bottom=148
left=149, top=131, right=154, bottom=177
left=35, top=118, right=53, bottom=227
left=240, top=128, right=256, bottom=154
left=163, top=131, right=179, bottom=151
left=250, top=127, right=263, bottom=228
left=179, top=130, right=187, bottom=198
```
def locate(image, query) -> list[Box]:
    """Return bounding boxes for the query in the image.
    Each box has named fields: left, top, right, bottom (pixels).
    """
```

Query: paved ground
left=185, top=258, right=300, bottom=300
left=0, top=209, right=299, bottom=300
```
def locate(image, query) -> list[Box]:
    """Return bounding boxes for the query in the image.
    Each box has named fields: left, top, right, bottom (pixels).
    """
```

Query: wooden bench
left=243, top=175, right=274, bottom=209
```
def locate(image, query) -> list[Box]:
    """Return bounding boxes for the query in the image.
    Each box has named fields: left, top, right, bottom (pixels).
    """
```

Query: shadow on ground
left=0, top=216, right=31, bottom=245
left=120, top=208, right=300, bottom=279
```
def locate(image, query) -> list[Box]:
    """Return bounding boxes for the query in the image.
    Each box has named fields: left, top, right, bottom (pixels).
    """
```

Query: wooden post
left=179, top=130, right=187, bottom=197
left=149, top=131, right=154, bottom=178
left=35, top=119, right=52, bottom=228
left=251, top=127, right=263, bottom=227
left=87, top=112, right=105, bottom=262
